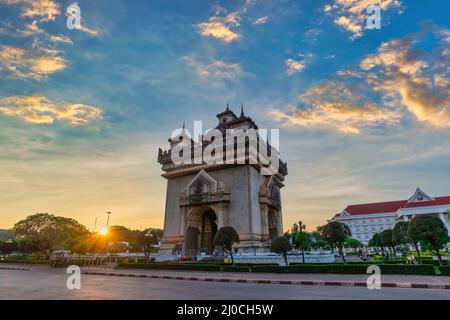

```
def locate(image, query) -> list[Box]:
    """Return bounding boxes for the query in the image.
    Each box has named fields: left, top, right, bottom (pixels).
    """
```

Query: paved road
left=1, top=266, right=450, bottom=300
left=82, top=266, right=450, bottom=286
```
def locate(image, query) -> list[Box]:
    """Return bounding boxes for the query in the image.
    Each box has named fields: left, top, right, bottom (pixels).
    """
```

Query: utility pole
left=106, top=211, right=111, bottom=229
left=94, top=217, right=97, bottom=232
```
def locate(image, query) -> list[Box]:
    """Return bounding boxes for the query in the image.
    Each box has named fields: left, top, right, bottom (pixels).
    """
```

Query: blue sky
left=0, top=0, right=449, bottom=231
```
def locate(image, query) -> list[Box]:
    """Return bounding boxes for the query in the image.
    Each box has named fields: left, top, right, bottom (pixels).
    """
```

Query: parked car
left=50, top=250, right=70, bottom=268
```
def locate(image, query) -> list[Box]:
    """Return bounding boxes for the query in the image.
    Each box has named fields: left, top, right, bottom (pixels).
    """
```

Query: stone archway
left=185, top=208, right=218, bottom=256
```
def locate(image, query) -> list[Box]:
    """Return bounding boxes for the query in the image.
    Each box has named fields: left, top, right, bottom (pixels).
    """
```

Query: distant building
left=331, top=188, right=450, bottom=244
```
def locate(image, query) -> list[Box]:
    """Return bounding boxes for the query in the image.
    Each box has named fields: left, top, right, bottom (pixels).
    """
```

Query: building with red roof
left=331, top=188, right=450, bottom=244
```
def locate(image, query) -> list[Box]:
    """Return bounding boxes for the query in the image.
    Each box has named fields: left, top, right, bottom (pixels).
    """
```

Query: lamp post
left=144, top=231, right=153, bottom=262
left=105, top=212, right=111, bottom=256
left=106, top=211, right=111, bottom=229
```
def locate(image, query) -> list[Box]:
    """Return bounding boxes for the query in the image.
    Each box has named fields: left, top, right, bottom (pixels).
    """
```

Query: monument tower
left=157, top=105, right=288, bottom=255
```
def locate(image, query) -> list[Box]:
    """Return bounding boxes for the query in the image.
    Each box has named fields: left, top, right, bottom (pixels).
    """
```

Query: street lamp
left=106, top=211, right=111, bottom=229
left=144, top=231, right=153, bottom=262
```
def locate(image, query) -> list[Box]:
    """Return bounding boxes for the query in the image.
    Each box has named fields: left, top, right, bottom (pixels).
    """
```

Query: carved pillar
left=276, top=209, right=283, bottom=237
left=179, top=207, right=188, bottom=236
left=260, top=203, right=269, bottom=241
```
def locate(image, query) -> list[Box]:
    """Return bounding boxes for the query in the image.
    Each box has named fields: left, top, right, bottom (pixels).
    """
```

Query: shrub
left=378, top=264, right=435, bottom=275
left=439, top=266, right=450, bottom=275
left=117, top=261, right=438, bottom=275
left=234, top=263, right=278, bottom=267
left=251, top=264, right=436, bottom=275
left=222, top=266, right=251, bottom=272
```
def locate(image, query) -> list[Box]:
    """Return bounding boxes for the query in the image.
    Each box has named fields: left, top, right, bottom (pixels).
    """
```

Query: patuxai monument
left=157, top=105, right=288, bottom=256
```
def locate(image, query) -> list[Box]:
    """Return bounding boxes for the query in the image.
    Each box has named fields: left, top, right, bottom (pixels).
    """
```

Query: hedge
left=439, top=266, right=450, bottom=276
left=115, top=262, right=437, bottom=275
left=250, top=264, right=435, bottom=275
left=420, top=259, right=449, bottom=266
left=234, top=263, right=279, bottom=267
left=222, top=266, right=251, bottom=272
left=378, top=264, right=435, bottom=275
left=251, top=264, right=368, bottom=274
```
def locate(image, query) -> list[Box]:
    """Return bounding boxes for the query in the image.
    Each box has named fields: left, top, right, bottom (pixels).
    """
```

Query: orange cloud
left=0, top=45, right=67, bottom=80
left=0, top=95, right=102, bottom=125
left=272, top=27, right=449, bottom=133
left=361, top=27, right=450, bottom=127
left=1, top=0, right=60, bottom=23
left=198, top=20, right=240, bottom=43
left=271, top=81, right=402, bottom=134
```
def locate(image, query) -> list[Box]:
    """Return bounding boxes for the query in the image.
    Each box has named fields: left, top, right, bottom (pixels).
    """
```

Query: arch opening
left=185, top=209, right=217, bottom=256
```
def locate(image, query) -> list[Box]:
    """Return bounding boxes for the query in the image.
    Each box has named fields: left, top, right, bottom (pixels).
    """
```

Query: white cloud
left=285, top=58, right=306, bottom=75
left=253, top=16, right=268, bottom=25
left=197, top=1, right=257, bottom=43
left=285, top=53, right=312, bottom=75
left=183, top=57, right=243, bottom=79
left=50, top=34, right=73, bottom=44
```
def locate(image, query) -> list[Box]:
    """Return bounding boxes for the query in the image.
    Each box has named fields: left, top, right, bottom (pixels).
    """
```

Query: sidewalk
left=81, top=266, right=450, bottom=290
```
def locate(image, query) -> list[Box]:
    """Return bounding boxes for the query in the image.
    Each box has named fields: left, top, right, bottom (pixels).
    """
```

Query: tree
left=14, top=213, right=90, bottom=259
left=380, top=229, right=396, bottom=257
left=271, top=236, right=292, bottom=266
left=213, top=227, right=240, bottom=265
left=16, top=237, right=39, bottom=256
left=346, top=237, right=362, bottom=250
left=368, top=232, right=382, bottom=248
left=322, top=221, right=351, bottom=263
left=393, top=221, right=421, bottom=261
left=393, top=221, right=409, bottom=244
left=310, top=231, right=327, bottom=249
left=408, top=216, right=448, bottom=266
left=0, top=240, right=17, bottom=256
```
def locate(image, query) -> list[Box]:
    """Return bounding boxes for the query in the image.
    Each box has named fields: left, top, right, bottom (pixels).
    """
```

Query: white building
left=331, top=188, right=450, bottom=244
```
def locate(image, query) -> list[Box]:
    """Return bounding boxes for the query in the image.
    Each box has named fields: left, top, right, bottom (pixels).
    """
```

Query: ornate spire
left=240, top=103, right=244, bottom=117
left=226, top=101, right=229, bottom=111
left=182, top=120, right=185, bottom=130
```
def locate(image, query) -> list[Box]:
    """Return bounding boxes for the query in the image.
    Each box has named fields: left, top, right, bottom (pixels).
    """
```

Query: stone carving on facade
left=259, top=176, right=282, bottom=209
left=180, top=169, right=230, bottom=206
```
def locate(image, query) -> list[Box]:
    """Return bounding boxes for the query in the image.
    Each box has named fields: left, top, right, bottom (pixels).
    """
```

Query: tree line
left=271, top=215, right=449, bottom=266
left=0, top=213, right=162, bottom=259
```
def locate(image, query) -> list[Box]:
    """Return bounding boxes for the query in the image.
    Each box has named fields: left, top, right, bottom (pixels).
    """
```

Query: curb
left=81, top=270, right=450, bottom=290
left=0, top=266, right=31, bottom=271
